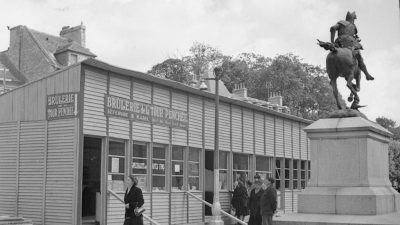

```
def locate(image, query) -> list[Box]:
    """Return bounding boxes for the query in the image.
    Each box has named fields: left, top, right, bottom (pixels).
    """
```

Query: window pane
left=233, top=154, right=248, bottom=170
left=293, top=171, right=298, bottom=179
left=219, top=151, right=228, bottom=169
left=293, top=180, right=298, bottom=189
left=172, top=161, right=183, bottom=175
left=152, top=176, right=165, bottom=191
left=152, top=159, right=166, bottom=175
left=233, top=171, right=248, bottom=182
left=136, top=175, right=147, bottom=191
left=189, top=163, right=199, bottom=176
left=285, top=180, right=290, bottom=188
left=285, top=159, right=290, bottom=168
left=293, top=160, right=298, bottom=169
left=189, top=177, right=200, bottom=191
left=301, top=171, right=306, bottom=179
left=153, top=146, right=165, bottom=159
left=109, top=141, right=125, bottom=156
left=172, top=146, right=184, bottom=160
left=301, top=160, right=306, bottom=169
left=107, top=174, right=125, bottom=192
left=172, top=176, right=184, bottom=190
left=108, top=157, right=125, bottom=173
left=189, top=148, right=200, bottom=162
left=132, top=158, right=147, bottom=174
left=256, top=156, right=270, bottom=171
left=285, top=170, right=290, bottom=179
left=219, top=170, right=227, bottom=190
left=133, top=143, right=147, bottom=158
left=301, top=181, right=306, bottom=189
left=276, top=159, right=281, bottom=168
left=276, top=180, right=281, bottom=190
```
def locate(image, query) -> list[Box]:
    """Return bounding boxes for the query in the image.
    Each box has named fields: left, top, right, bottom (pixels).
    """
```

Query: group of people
left=230, top=175, right=277, bottom=225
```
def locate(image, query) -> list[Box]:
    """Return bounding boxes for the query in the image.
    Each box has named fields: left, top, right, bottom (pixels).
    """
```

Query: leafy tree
left=148, top=58, right=192, bottom=84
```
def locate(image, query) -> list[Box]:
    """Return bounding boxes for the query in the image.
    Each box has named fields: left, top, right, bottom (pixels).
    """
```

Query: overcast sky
left=0, top=0, right=399, bottom=123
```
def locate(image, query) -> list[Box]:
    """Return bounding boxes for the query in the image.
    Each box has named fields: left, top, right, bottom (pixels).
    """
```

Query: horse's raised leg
left=346, top=73, right=360, bottom=109
left=330, top=78, right=342, bottom=109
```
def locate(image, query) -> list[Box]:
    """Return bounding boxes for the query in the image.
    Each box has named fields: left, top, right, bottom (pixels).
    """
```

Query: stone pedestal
left=275, top=117, right=400, bottom=225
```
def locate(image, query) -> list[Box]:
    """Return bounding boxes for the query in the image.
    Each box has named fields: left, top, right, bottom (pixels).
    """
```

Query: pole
left=210, top=67, right=223, bottom=225
left=3, top=68, right=6, bottom=93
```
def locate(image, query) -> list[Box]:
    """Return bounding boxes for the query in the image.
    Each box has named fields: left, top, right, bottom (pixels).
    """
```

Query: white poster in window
left=174, top=164, right=180, bottom=173
left=112, top=158, right=119, bottom=173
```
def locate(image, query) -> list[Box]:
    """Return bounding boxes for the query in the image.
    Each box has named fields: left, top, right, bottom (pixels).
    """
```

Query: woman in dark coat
left=248, top=180, right=264, bottom=225
left=230, top=179, right=248, bottom=222
left=124, top=175, right=144, bottom=225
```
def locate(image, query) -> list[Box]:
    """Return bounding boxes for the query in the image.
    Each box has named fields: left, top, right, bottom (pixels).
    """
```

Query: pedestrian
left=248, top=180, right=264, bottom=225
left=246, top=180, right=253, bottom=196
left=260, top=177, right=277, bottom=225
left=124, top=175, right=144, bottom=225
left=230, top=179, right=248, bottom=223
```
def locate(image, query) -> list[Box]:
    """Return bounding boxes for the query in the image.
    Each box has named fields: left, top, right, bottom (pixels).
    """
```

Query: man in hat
left=330, top=11, right=374, bottom=84
left=260, top=177, right=277, bottom=225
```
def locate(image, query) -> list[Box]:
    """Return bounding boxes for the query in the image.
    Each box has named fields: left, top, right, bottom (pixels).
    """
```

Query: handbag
left=134, top=206, right=145, bottom=216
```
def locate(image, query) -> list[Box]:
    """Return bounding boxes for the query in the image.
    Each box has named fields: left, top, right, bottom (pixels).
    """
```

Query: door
left=82, top=137, right=102, bottom=224
left=204, top=150, right=214, bottom=215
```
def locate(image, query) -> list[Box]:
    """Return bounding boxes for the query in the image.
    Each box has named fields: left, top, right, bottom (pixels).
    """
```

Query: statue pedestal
left=275, top=117, right=400, bottom=225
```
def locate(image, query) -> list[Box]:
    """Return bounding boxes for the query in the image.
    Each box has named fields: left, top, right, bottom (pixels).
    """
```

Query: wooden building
left=0, top=58, right=311, bottom=225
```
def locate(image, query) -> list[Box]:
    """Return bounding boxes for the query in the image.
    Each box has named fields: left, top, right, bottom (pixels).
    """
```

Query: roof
left=82, top=58, right=313, bottom=124
left=55, top=41, right=96, bottom=57
left=0, top=52, right=26, bottom=83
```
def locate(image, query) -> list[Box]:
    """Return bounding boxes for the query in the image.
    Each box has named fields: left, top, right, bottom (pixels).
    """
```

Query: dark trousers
left=261, top=214, right=273, bottom=225
left=123, top=216, right=143, bottom=225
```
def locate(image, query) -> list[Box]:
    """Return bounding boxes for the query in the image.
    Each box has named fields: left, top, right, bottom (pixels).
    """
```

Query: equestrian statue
left=318, top=11, right=374, bottom=110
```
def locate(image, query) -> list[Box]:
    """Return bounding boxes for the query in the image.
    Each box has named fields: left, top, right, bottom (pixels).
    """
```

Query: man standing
left=260, top=177, right=277, bottom=225
left=330, top=11, right=375, bottom=82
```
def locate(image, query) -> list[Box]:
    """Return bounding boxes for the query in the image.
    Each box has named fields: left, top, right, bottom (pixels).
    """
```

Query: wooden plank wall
left=204, top=99, right=215, bottom=150
left=265, top=115, right=274, bottom=156
left=242, top=109, right=253, bottom=154
left=188, top=95, right=203, bottom=148
left=152, top=193, right=169, bottom=224
left=0, top=65, right=81, bottom=123
left=171, top=91, right=187, bottom=146
left=152, top=85, right=170, bottom=144
left=254, top=113, right=264, bottom=155
left=171, top=192, right=187, bottom=224
left=219, top=103, right=230, bottom=151
left=108, top=74, right=130, bottom=140
left=132, top=80, right=152, bottom=142
left=231, top=106, right=242, bottom=152
left=188, top=192, right=203, bottom=224
left=0, top=122, right=18, bottom=215
left=275, top=118, right=284, bottom=157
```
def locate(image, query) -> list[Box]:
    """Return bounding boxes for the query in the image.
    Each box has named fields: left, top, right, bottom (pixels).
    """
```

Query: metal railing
left=107, top=189, right=161, bottom=225
left=185, top=190, right=248, bottom=225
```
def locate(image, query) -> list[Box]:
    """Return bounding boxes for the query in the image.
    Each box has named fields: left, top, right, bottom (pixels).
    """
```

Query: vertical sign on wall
left=47, top=92, right=79, bottom=120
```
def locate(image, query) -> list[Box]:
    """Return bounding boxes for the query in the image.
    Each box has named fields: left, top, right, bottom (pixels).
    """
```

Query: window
left=308, top=160, right=311, bottom=180
left=284, top=159, right=291, bottom=189
left=152, top=145, right=166, bottom=191
left=132, top=142, right=148, bottom=191
left=188, top=148, right=201, bottom=191
left=219, top=151, right=228, bottom=190
left=233, top=153, right=249, bottom=183
left=293, top=160, right=299, bottom=189
left=108, top=141, right=125, bottom=192
left=301, top=160, right=306, bottom=189
left=275, top=158, right=281, bottom=190
left=256, top=156, right=273, bottom=180
left=172, top=146, right=184, bottom=191
left=70, top=53, right=78, bottom=64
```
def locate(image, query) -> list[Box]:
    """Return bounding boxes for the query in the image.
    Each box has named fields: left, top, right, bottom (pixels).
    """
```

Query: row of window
left=107, top=140, right=309, bottom=192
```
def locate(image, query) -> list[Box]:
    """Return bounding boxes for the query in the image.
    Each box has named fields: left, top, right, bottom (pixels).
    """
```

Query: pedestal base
left=274, top=212, right=400, bottom=225
left=298, top=186, right=400, bottom=215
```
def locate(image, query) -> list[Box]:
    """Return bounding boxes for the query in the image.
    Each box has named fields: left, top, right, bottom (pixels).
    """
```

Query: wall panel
left=219, top=103, right=230, bottom=151
left=188, top=96, right=202, bottom=148
left=300, top=124, right=308, bottom=160
left=18, top=121, right=46, bottom=224
left=204, top=99, right=215, bottom=150
left=132, top=122, right=151, bottom=142
left=106, top=193, right=125, bottom=225
left=132, top=79, right=152, bottom=104
left=284, top=120, right=292, bottom=158
left=108, top=75, right=130, bottom=139
left=293, top=122, right=300, bottom=159
left=231, top=106, right=242, bottom=152
left=188, top=192, right=203, bottom=224
left=254, top=113, right=264, bottom=155
left=45, top=119, right=77, bottom=225
left=275, top=118, right=284, bottom=157
left=153, top=85, right=169, bottom=107
left=153, top=125, right=170, bottom=144
left=243, top=109, right=253, bottom=154
left=151, top=193, right=169, bottom=225
left=265, top=115, right=274, bottom=156
left=0, top=122, right=18, bottom=215
left=83, top=69, right=107, bottom=136
left=172, top=91, right=187, bottom=146
left=171, top=192, right=187, bottom=224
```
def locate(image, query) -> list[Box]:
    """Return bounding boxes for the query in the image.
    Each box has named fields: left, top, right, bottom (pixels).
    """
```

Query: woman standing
left=248, top=180, right=264, bottom=225
left=124, top=175, right=144, bottom=225
left=230, top=179, right=248, bottom=223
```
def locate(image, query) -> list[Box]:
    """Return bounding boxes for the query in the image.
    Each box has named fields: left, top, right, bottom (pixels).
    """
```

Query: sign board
left=104, top=94, right=188, bottom=129
left=47, top=92, right=79, bottom=120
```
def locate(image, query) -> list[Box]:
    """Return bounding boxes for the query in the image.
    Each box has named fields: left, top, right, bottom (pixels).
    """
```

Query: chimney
left=268, top=92, right=283, bottom=106
left=60, top=23, right=86, bottom=47
left=232, top=83, right=247, bottom=98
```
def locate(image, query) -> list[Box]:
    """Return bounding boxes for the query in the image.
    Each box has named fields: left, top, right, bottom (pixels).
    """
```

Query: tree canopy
left=148, top=42, right=344, bottom=120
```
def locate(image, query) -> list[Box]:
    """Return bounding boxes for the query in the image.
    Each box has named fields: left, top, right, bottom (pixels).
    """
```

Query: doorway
left=82, top=137, right=102, bottom=224
left=204, top=150, right=214, bottom=215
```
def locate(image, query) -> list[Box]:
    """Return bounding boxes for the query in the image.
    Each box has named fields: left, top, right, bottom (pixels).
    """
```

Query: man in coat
left=260, top=177, right=277, bottom=225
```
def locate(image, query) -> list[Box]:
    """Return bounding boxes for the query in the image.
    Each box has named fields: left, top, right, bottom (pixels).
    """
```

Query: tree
left=148, top=58, right=192, bottom=85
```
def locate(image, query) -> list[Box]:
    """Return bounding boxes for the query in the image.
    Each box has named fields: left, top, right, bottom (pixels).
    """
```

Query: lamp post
left=199, top=67, right=224, bottom=225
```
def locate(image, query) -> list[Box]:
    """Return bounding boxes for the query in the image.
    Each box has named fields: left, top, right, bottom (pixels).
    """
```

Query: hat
left=254, top=174, right=261, bottom=179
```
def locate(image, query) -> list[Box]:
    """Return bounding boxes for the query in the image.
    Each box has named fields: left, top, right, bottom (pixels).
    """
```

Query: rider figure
left=330, top=11, right=374, bottom=82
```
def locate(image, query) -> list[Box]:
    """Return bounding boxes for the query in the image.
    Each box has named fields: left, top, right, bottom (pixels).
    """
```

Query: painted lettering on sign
left=47, top=92, right=79, bottom=120
left=104, top=94, right=188, bottom=129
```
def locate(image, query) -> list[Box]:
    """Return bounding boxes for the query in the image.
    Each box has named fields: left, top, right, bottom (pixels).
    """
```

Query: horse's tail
left=317, top=39, right=337, bottom=52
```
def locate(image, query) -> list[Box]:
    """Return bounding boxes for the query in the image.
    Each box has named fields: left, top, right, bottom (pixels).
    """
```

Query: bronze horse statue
left=318, top=40, right=362, bottom=110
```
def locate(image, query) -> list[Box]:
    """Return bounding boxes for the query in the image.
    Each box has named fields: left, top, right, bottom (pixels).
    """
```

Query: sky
left=0, top=0, right=399, bottom=123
